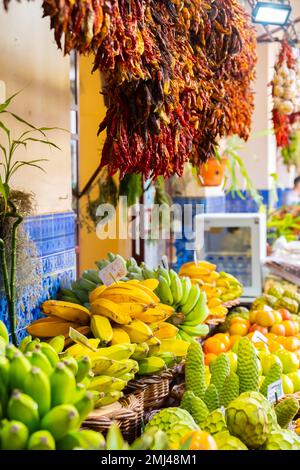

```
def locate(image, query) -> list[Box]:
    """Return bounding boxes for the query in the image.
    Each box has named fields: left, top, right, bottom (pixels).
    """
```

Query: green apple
left=259, top=351, right=282, bottom=375
left=287, top=370, right=300, bottom=392
left=275, top=350, right=299, bottom=374
left=225, top=351, right=238, bottom=373
left=282, top=374, right=294, bottom=394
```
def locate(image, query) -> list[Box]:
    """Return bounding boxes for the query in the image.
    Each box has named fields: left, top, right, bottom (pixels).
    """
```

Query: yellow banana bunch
left=89, top=285, right=107, bottom=303
left=111, top=328, right=131, bottom=345
left=131, top=305, right=174, bottom=323
left=97, top=282, right=157, bottom=305
left=90, top=316, right=113, bottom=345
left=150, top=322, right=178, bottom=340
left=209, top=305, right=228, bottom=318
left=90, top=298, right=131, bottom=324
left=27, top=316, right=81, bottom=338
left=207, top=297, right=222, bottom=308
left=159, top=338, right=190, bottom=356
left=41, top=300, right=90, bottom=325
left=122, top=320, right=154, bottom=343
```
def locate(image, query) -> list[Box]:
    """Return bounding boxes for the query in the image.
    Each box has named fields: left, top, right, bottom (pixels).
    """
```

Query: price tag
left=161, top=255, right=169, bottom=271
left=220, top=406, right=226, bottom=417
left=251, top=330, right=268, bottom=344
left=267, top=379, right=284, bottom=404
left=69, top=327, right=97, bottom=352
left=98, top=258, right=127, bottom=286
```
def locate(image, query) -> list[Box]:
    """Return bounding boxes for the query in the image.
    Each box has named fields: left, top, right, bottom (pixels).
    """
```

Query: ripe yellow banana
left=41, top=300, right=90, bottom=325
left=140, top=279, right=159, bottom=291
left=146, top=336, right=161, bottom=347
left=27, top=317, right=80, bottom=338
left=190, top=278, right=205, bottom=286
left=159, top=338, right=189, bottom=356
left=131, top=305, right=172, bottom=323
left=89, top=343, right=136, bottom=361
left=89, top=285, right=107, bottom=304
left=127, top=282, right=160, bottom=303
left=209, top=305, right=228, bottom=317
left=154, top=322, right=178, bottom=340
left=100, top=283, right=155, bottom=305
left=179, top=261, right=216, bottom=272
left=122, top=320, right=153, bottom=343
left=66, top=339, right=100, bottom=357
left=90, top=299, right=131, bottom=324
left=207, top=298, right=222, bottom=308
left=117, top=302, right=148, bottom=317
left=111, top=328, right=131, bottom=345
left=90, top=316, right=113, bottom=345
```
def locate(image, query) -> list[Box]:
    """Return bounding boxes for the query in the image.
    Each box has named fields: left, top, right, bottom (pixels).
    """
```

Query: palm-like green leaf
left=0, top=90, right=22, bottom=113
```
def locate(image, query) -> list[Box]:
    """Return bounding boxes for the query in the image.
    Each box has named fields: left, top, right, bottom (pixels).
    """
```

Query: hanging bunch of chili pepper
left=3, top=0, right=256, bottom=178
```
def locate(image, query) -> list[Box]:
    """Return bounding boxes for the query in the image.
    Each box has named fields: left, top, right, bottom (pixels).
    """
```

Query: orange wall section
left=78, top=56, right=131, bottom=273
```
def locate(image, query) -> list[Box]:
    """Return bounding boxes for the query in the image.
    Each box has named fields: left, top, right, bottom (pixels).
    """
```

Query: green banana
left=106, top=423, right=127, bottom=450
left=39, top=342, right=59, bottom=368
left=74, top=391, right=94, bottom=423
left=184, top=291, right=209, bottom=326
left=156, top=275, right=173, bottom=305
left=5, top=344, right=18, bottom=360
left=48, top=335, right=65, bottom=353
left=87, top=375, right=115, bottom=392
left=107, top=252, right=117, bottom=262
left=107, top=359, right=138, bottom=377
left=169, top=269, right=183, bottom=305
left=75, top=356, right=91, bottom=383
left=72, top=278, right=97, bottom=292
left=7, top=390, right=39, bottom=433
left=72, top=382, right=87, bottom=404
left=157, top=266, right=171, bottom=285
left=41, top=404, right=80, bottom=441
left=9, top=351, right=31, bottom=391
left=27, top=430, right=56, bottom=450
left=30, top=348, right=53, bottom=376
left=82, top=269, right=101, bottom=285
left=57, top=429, right=105, bottom=450
left=0, top=320, right=9, bottom=344
left=138, top=357, right=166, bottom=375
left=155, top=352, right=177, bottom=368
left=63, top=356, right=79, bottom=376
left=61, top=295, right=82, bottom=304
left=177, top=330, right=196, bottom=343
left=178, top=277, right=192, bottom=308
left=50, top=362, right=77, bottom=407
left=24, top=366, right=51, bottom=417
left=19, top=335, right=32, bottom=353
left=0, top=381, right=9, bottom=415
left=0, top=336, right=6, bottom=355
left=142, top=266, right=158, bottom=279
left=72, top=289, right=89, bottom=304
left=0, top=355, right=10, bottom=386
left=24, top=338, right=40, bottom=353
left=95, top=259, right=110, bottom=270
left=181, top=284, right=200, bottom=315
left=180, top=323, right=209, bottom=337
left=0, top=420, right=29, bottom=450
left=81, top=370, right=94, bottom=387
left=95, top=391, right=123, bottom=407
left=108, top=378, right=127, bottom=392
left=131, top=342, right=149, bottom=360
left=117, top=372, right=135, bottom=382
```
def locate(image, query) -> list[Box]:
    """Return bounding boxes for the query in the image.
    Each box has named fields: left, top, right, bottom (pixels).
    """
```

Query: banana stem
left=9, top=214, right=23, bottom=345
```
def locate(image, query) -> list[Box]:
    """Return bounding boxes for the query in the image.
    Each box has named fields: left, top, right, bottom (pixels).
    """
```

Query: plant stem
left=0, top=237, right=13, bottom=342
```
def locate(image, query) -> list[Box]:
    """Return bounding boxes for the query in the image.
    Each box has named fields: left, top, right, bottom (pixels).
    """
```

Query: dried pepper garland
left=3, top=0, right=256, bottom=179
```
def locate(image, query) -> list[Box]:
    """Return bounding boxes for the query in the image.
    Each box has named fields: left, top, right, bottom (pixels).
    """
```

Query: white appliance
left=194, top=213, right=267, bottom=301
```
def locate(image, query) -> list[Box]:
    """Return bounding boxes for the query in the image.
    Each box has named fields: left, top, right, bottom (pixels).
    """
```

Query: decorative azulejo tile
left=0, top=211, right=77, bottom=339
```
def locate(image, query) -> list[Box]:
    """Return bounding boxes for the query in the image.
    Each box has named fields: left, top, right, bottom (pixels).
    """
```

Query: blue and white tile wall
left=0, top=212, right=76, bottom=342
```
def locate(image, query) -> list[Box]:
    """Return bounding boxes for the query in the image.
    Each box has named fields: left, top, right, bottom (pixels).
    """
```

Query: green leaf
left=23, top=137, right=61, bottom=150
left=0, top=174, right=8, bottom=208
left=0, top=90, right=22, bottom=113
left=0, top=120, right=10, bottom=138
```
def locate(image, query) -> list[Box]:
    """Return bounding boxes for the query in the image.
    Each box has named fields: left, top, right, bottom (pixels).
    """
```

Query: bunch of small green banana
left=0, top=321, right=106, bottom=450
left=104, top=423, right=170, bottom=450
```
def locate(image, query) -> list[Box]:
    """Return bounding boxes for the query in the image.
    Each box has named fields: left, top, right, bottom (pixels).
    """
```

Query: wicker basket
left=82, top=392, right=144, bottom=443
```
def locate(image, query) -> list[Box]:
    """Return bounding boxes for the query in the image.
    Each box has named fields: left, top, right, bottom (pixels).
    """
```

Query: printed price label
left=98, top=258, right=127, bottom=286
left=69, top=327, right=97, bottom=352
left=267, top=379, right=284, bottom=404
left=251, top=330, right=268, bottom=344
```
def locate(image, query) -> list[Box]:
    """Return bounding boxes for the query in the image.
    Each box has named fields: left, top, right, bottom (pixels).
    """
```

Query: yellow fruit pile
left=179, top=262, right=243, bottom=319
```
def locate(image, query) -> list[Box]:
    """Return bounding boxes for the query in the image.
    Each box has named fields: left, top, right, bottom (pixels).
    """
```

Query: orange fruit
left=282, top=320, right=296, bottom=337
left=229, top=335, right=241, bottom=348
left=270, top=323, right=286, bottom=336
left=205, top=353, right=217, bottom=366
left=268, top=339, right=283, bottom=353
left=255, top=310, right=275, bottom=327
left=265, top=333, right=278, bottom=340
left=249, top=310, right=257, bottom=324
left=275, top=335, right=286, bottom=344
left=229, top=322, right=249, bottom=336
left=231, top=317, right=250, bottom=328
left=212, top=333, right=231, bottom=351
left=255, top=342, right=269, bottom=352
left=279, top=309, right=291, bottom=320
left=282, top=337, right=300, bottom=352
left=180, top=431, right=217, bottom=450
left=293, top=322, right=300, bottom=334
left=249, top=324, right=268, bottom=335
left=203, top=337, right=226, bottom=355
left=247, top=332, right=255, bottom=340
left=273, top=311, right=282, bottom=324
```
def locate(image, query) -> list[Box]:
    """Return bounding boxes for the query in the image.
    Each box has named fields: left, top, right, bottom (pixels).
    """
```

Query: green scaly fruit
left=274, top=398, right=299, bottom=428
left=9, top=351, right=31, bottom=391
left=180, top=390, right=195, bottom=414
left=0, top=320, right=9, bottom=344
left=39, top=342, right=60, bottom=367
left=169, top=269, right=183, bottom=305
left=144, top=408, right=198, bottom=448
left=72, top=382, right=87, bottom=404
left=27, top=430, right=56, bottom=450
left=181, top=284, right=200, bottom=315
left=19, top=335, right=32, bottom=353
left=95, top=391, right=123, bottom=407
left=210, top=353, right=230, bottom=395
left=259, top=362, right=282, bottom=397
left=138, top=357, right=166, bottom=376
left=30, top=348, right=53, bottom=376
left=185, top=342, right=206, bottom=399
left=41, top=404, right=80, bottom=441
left=220, top=373, right=239, bottom=408
left=189, top=394, right=210, bottom=425
left=156, top=276, right=173, bottom=306
left=200, top=409, right=227, bottom=435
left=0, top=355, right=10, bottom=386
left=75, top=356, right=91, bottom=383
left=50, top=362, right=77, bottom=407
left=183, top=291, right=209, bottom=326
left=48, top=335, right=65, bottom=353
left=214, top=431, right=248, bottom=450
left=237, top=337, right=260, bottom=393
left=263, top=428, right=300, bottom=450
left=177, top=277, right=192, bottom=308
left=74, top=391, right=94, bottom=423
left=131, top=342, right=150, bottom=360
left=7, top=390, right=39, bottom=433
left=24, top=338, right=40, bottom=353
left=225, top=392, right=269, bottom=449
left=155, top=352, right=177, bottom=368
left=63, top=356, right=79, bottom=376
left=24, top=366, right=51, bottom=417
left=57, top=430, right=105, bottom=450
left=204, top=384, right=220, bottom=412
left=0, top=420, right=29, bottom=450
